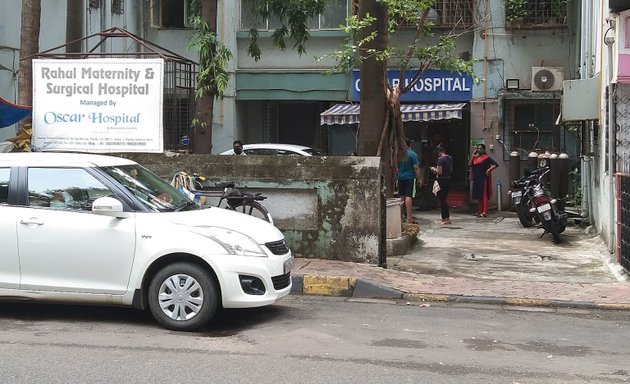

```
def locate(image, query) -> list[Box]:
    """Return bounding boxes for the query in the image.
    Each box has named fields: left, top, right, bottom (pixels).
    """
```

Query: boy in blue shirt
left=397, top=142, right=422, bottom=224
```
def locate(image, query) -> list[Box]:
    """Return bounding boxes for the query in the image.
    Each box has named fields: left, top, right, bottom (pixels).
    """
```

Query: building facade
left=0, top=0, right=583, bottom=206
left=566, top=0, right=630, bottom=269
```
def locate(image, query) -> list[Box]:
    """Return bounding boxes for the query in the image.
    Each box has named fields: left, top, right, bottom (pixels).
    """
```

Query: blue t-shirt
left=437, top=154, right=453, bottom=178
left=398, top=149, right=420, bottom=181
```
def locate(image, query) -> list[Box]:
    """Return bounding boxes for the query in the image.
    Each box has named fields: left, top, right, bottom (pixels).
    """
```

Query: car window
left=27, top=168, right=113, bottom=211
left=303, top=148, right=322, bottom=156
left=0, top=168, right=9, bottom=205
left=276, top=150, right=299, bottom=156
left=245, top=148, right=277, bottom=155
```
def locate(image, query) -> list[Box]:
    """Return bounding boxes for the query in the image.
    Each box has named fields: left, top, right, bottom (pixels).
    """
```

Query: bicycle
left=212, top=182, right=273, bottom=224
left=171, top=172, right=273, bottom=224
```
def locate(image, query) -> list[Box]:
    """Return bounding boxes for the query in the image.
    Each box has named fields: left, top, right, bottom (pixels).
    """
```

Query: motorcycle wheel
left=547, top=221, right=561, bottom=244
left=557, top=222, right=567, bottom=234
left=516, top=203, right=534, bottom=228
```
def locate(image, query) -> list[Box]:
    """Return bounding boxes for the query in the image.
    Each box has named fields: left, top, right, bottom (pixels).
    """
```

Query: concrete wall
left=121, top=153, right=383, bottom=264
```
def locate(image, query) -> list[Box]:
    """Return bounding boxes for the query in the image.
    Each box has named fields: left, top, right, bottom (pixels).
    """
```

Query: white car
left=0, top=152, right=293, bottom=331
left=219, top=143, right=322, bottom=156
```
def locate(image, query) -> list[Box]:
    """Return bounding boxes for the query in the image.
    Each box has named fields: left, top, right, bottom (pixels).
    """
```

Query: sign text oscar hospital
left=352, top=69, right=473, bottom=102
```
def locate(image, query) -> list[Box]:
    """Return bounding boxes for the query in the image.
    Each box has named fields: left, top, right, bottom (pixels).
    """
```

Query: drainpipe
left=605, top=15, right=616, bottom=253
left=581, top=0, right=592, bottom=220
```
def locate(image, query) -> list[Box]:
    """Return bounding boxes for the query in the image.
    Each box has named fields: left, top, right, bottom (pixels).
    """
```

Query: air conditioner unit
left=531, top=67, right=564, bottom=91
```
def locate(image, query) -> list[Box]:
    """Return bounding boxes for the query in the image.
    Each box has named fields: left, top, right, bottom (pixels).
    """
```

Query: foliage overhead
left=322, top=0, right=474, bottom=81
left=243, top=0, right=326, bottom=61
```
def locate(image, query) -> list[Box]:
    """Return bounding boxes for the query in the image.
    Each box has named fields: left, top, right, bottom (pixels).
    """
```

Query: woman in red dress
left=469, top=144, right=498, bottom=217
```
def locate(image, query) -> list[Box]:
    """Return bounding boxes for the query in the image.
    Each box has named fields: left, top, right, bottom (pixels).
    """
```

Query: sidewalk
left=290, top=207, right=630, bottom=310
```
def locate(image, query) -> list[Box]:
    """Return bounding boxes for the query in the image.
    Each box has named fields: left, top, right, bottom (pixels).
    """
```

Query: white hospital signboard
left=32, top=58, right=164, bottom=153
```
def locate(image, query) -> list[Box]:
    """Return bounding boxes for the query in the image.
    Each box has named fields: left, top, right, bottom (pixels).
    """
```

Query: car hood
left=166, top=206, right=284, bottom=243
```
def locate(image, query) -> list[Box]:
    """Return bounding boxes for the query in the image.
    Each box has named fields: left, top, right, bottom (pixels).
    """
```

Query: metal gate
left=615, top=84, right=630, bottom=270
left=617, top=174, right=630, bottom=271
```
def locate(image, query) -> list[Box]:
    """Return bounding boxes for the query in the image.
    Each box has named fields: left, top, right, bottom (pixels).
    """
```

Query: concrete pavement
left=290, top=207, right=630, bottom=310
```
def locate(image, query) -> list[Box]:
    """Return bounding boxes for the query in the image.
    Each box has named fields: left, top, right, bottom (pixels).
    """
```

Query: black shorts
left=398, top=178, right=414, bottom=197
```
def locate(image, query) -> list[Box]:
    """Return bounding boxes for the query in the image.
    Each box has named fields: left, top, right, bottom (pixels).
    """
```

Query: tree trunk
left=193, top=0, right=218, bottom=154
left=357, top=0, right=388, bottom=156
left=66, top=0, right=84, bottom=53
left=18, top=0, right=41, bottom=112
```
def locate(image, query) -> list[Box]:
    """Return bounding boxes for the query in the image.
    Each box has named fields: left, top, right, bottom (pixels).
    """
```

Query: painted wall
left=121, top=153, right=383, bottom=264
left=589, top=2, right=614, bottom=250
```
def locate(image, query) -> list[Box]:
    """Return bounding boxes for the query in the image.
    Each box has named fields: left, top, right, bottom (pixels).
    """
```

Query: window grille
left=432, top=0, right=474, bottom=28
left=112, top=0, right=124, bottom=14
left=503, top=100, right=562, bottom=160
left=615, top=84, right=630, bottom=174
left=241, top=0, right=348, bottom=30
left=394, top=0, right=474, bottom=30
left=506, top=0, right=567, bottom=27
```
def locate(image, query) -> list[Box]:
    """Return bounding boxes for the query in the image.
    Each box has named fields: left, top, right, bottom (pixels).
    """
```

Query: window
left=0, top=168, right=9, bottom=205
left=245, top=149, right=277, bottom=155
left=430, top=0, right=474, bottom=28
left=387, top=1, right=475, bottom=29
left=505, top=0, right=567, bottom=27
left=27, top=168, right=112, bottom=211
left=241, top=0, right=348, bottom=30
left=504, top=100, right=562, bottom=159
left=151, top=0, right=194, bottom=29
left=112, top=0, right=124, bottom=14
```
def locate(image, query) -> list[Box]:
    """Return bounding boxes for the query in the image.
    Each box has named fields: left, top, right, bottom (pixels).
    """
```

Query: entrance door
left=279, top=103, right=320, bottom=147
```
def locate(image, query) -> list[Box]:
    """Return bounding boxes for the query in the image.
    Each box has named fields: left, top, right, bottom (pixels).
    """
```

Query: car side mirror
left=92, top=197, right=130, bottom=219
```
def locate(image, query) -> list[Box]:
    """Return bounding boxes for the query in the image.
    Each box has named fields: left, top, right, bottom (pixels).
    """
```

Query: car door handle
left=19, top=218, right=45, bottom=226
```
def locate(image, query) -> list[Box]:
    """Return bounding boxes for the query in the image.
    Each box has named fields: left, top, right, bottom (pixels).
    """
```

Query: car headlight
left=189, top=227, right=267, bottom=257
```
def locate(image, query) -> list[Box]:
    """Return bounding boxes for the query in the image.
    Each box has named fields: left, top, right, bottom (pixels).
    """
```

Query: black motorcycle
left=508, top=168, right=540, bottom=228
left=509, top=167, right=567, bottom=243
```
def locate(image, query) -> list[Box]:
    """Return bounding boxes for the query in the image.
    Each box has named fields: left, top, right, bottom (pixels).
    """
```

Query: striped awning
left=320, top=102, right=467, bottom=125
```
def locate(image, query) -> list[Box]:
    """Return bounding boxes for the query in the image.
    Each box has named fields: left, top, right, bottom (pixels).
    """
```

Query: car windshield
left=101, top=164, right=198, bottom=212
left=303, top=148, right=322, bottom=156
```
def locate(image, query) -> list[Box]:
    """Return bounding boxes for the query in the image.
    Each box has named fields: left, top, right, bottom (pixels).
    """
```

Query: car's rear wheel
left=148, top=262, right=219, bottom=331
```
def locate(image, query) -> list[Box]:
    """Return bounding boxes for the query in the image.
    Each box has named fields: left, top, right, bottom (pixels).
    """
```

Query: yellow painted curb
left=404, top=293, right=451, bottom=302
left=596, top=303, right=630, bottom=310
left=504, top=298, right=551, bottom=306
left=303, top=275, right=357, bottom=296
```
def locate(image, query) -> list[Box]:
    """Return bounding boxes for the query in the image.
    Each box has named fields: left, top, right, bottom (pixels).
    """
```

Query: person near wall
left=430, top=144, right=453, bottom=225
left=397, top=141, right=423, bottom=224
left=233, top=140, right=246, bottom=155
left=468, top=143, right=498, bottom=217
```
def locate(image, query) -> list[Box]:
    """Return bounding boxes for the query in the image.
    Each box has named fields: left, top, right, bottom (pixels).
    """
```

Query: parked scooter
left=509, top=167, right=567, bottom=243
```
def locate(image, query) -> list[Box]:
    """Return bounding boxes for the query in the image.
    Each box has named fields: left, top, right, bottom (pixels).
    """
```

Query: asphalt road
left=0, top=296, right=628, bottom=383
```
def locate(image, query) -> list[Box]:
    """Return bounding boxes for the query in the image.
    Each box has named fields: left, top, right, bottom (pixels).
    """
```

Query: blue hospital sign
left=352, top=69, right=472, bottom=102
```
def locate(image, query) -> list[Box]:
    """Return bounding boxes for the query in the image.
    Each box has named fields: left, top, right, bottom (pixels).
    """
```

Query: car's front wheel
left=148, top=262, right=219, bottom=331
